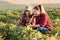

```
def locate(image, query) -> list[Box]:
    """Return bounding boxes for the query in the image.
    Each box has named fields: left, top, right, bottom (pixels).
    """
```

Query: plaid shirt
left=32, top=13, right=53, bottom=30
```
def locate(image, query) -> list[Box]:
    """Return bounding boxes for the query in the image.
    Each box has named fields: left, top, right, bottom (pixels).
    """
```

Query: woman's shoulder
left=40, top=12, right=48, bottom=17
left=42, top=12, right=48, bottom=15
left=20, top=14, right=26, bottom=20
left=21, top=14, right=26, bottom=17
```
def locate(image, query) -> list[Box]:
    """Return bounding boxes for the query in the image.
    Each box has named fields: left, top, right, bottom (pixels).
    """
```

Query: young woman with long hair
left=28, top=5, right=53, bottom=34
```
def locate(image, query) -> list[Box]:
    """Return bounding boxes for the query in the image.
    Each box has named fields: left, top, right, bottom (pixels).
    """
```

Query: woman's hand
left=29, top=15, right=37, bottom=24
left=27, top=24, right=32, bottom=29
left=33, top=15, right=37, bottom=17
left=27, top=24, right=40, bottom=28
left=27, top=24, right=32, bottom=27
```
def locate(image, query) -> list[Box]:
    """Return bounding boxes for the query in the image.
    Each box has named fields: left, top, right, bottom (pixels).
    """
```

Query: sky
left=0, top=0, right=60, bottom=4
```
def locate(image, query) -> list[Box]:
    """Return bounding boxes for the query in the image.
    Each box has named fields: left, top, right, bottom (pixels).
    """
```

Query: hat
left=24, top=5, right=32, bottom=11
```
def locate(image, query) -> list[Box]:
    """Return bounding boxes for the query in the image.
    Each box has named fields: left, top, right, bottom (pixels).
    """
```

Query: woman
left=28, top=5, right=53, bottom=34
left=18, top=5, right=32, bottom=26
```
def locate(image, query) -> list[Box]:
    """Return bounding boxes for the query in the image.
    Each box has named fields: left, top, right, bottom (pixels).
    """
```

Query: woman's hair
left=33, top=4, right=46, bottom=13
left=33, top=5, right=42, bottom=12
left=33, top=6, right=39, bottom=10
left=38, top=5, right=46, bottom=13
left=38, top=5, right=42, bottom=12
left=23, top=10, right=30, bottom=15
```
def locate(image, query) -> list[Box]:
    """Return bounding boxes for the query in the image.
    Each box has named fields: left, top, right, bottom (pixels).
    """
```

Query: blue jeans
left=38, top=27, right=48, bottom=34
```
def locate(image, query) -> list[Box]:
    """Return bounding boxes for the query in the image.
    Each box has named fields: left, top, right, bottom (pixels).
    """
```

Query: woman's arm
left=29, top=15, right=37, bottom=24
left=28, top=24, right=40, bottom=28
left=29, top=16, right=34, bottom=24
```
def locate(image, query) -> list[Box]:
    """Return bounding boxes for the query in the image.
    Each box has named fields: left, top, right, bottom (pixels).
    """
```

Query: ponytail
left=33, top=4, right=46, bottom=13
left=38, top=5, right=42, bottom=12
left=38, top=5, right=46, bottom=13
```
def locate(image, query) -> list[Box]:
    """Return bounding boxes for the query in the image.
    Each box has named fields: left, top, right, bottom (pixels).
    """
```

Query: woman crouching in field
left=18, top=5, right=32, bottom=26
left=28, top=5, right=53, bottom=34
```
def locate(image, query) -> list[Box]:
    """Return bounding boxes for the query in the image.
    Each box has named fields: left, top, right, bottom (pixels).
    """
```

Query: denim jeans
left=38, top=27, right=48, bottom=34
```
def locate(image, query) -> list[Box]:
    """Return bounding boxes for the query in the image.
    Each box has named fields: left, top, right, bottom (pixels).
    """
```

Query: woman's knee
left=37, top=27, right=48, bottom=34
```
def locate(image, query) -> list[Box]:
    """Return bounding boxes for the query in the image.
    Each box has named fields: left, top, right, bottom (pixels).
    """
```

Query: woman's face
left=25, top=11, right=30, bottom=16
left=33, top=9, right=40, bottom=16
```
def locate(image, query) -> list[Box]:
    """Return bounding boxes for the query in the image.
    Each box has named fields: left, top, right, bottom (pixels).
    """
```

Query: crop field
left=0, top=7, right=60, bottom=40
